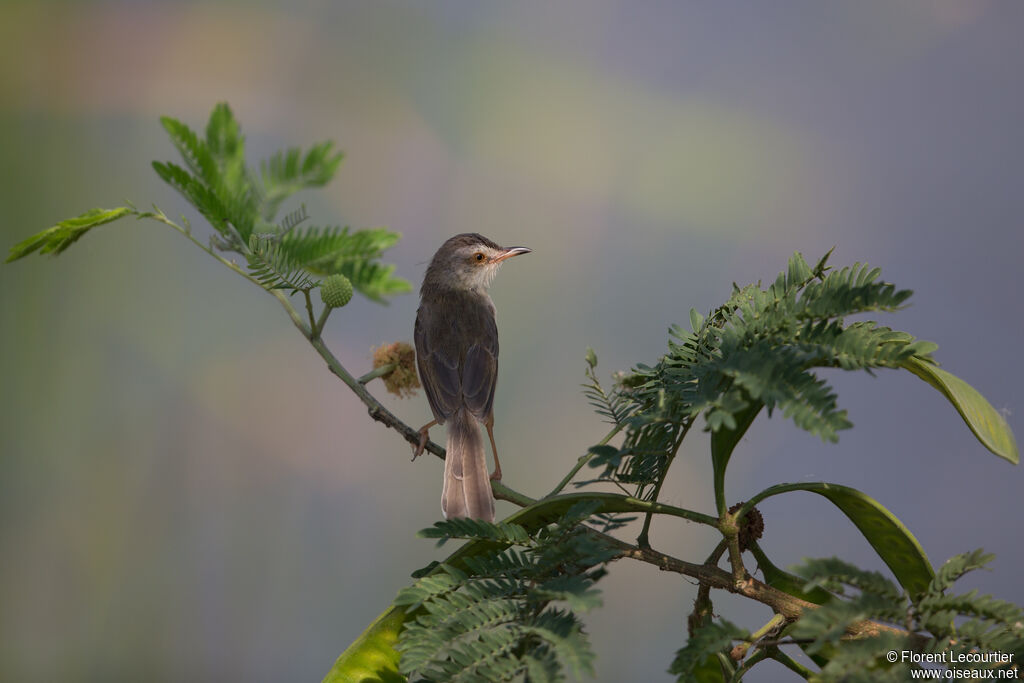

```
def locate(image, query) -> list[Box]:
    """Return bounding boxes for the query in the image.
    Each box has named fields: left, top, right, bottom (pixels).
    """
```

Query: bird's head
left=422, top=233, right=531, bottom=294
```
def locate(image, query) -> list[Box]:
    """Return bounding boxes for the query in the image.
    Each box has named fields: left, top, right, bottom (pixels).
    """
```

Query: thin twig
left=545, top=423, right=623, bottom=497
left=637, top=417, right=694, bottom=548
left=357, top=363, right=398, bottom=385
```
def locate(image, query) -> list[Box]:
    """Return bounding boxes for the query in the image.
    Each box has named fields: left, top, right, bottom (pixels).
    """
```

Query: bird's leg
left=412, top=419, right=438, bottom=461
left=485, top=414, right=502, bottom=481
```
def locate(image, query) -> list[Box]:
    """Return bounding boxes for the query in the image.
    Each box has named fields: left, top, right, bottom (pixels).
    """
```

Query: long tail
left=442, top=409, right=495, bottom=522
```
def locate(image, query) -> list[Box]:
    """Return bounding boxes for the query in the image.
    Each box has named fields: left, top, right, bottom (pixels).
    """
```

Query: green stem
left=143, top=210, right=266, bottom=289
left=732, top=482, right=826, bottom=523
left=705, top=539, right=728, bottom=565
left=492, top=481, right=537, bottom=508
left=714, top=452, right=729, bottom=519
left=768, top=648, right=814, bottom=679
left=315, top=303, right=331, bottom=337
left=303, top=289, right=318, bottom=336
left=729, top=648, right=769, bottom=682
left=545, top=423, right=623, bottom=497
left=357, top=363, right=398, bottom=385
left=731, top=613, right=787, bottom=662
left=517, top=491, right=718, bottom=528
left=723, top=508, right=747, bottom=584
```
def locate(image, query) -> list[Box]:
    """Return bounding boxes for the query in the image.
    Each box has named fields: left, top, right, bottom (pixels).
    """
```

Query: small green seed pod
left=320, top=274, right=353, bottom=308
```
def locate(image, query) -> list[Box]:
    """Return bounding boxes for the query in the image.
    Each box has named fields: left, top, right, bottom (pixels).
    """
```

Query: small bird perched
left=413, top=233, right=531, bottom=522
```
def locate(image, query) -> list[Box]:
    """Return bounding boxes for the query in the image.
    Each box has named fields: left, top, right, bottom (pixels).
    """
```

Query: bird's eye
left=474, top=252, right=485, bottom=261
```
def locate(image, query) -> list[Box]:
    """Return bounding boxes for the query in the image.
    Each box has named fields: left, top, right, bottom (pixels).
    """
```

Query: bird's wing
left=415, top=307, right=461, bottom=423
left=416, top=293, right=500, bottom=423
left=462, top=338, right=498, bottom=420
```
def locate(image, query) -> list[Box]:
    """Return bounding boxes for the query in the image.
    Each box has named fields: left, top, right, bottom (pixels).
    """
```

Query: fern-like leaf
left=669, top=619, right=747, bottom=682
left=160, top=115, right=222, bottom=191
left=793, top=556, right=903, bottom=602
left=926, top=549, right=995, bottom=596
left=398, top=515, right=611, bottom=682
left=278, top=225, right=412, bottom=302
left=260, top=142, right=343, bottom=220
left=418, top=518, right=532, bottom=546
left=245, top=234, right=317, bottom=293
left=6, top=207, right=132, bottom=262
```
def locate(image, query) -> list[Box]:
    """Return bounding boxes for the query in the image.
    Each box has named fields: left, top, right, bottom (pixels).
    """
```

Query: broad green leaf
left=6, top=207, right=133, bottom=262
left=742, top=482, right=933, bottom=601
left=902, top=356, right=1018, bottom=464
left=710, top=402, right=762, bottom=514
left=321, top=607, right=406, bottom=683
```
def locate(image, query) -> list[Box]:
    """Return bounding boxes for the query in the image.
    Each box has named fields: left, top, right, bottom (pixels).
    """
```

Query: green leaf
left=710, top=401, right=762, bottom=514
left=669, top=619, right=746, bottom=682
left=748, top=542, right=833, bottom=605
left=793, top=557, right=902, bottom=602
left=417, top=518, right=531, bottom=546
left=741, top=482, right=934, bottom=601
left=320, top=606, right=406, bottom=683
left=786, top=250, right=813, bottom=288
left=277, top=225, right=411, bottom=302
left=902, top=356, right=1018, bottom=464
left=689, top=655, right=728, bottom=683
left=245, top=234, right=318, bottom=293
left=160, top=115, right=222, bottom=191
left=152, top=161, right=232, bottom=233
left=6, top=207, right=133, bottom=262
left=260, top=141, right=344, bottom=220
left=926, top=549, right=995, bottom=596
left=689, top=307, right=704, bottom=332
left=205, top=102, right=248, bottom=195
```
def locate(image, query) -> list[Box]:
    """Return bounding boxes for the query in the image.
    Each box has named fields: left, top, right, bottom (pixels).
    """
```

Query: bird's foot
left=409, top=428, right=430, bottom=464
left=411, top=420, right=436, bottom=461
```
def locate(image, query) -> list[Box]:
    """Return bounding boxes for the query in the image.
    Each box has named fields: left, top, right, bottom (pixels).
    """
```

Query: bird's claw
left=411, top=424, right=431, bottom=461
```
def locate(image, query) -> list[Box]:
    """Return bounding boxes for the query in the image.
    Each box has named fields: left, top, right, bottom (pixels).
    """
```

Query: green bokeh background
left=2, top=2, right=1022, bottom=681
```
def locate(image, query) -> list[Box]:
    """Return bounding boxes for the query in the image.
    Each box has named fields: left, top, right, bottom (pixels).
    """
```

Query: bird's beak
left=493, top=246, right=532, bottom=263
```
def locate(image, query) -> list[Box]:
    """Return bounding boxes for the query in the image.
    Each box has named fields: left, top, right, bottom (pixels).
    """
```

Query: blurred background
left=1, top=1, right=1022, bottom=681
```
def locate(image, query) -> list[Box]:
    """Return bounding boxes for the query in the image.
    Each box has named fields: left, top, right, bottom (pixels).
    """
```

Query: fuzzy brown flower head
left=728, top=502, right=765, bottom=552
left=373, top=341, right=420, bottom=398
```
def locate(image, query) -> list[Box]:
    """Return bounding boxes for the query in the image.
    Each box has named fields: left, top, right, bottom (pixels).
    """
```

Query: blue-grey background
left=1, top=2, right=1021, bottom=681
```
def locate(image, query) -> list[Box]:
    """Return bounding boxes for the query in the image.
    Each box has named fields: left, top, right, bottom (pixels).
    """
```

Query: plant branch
left=140, top=209, right=265, bottom=289
left=730, top=648, right=770, bottom=682
left=314, top=304, right=331, bottom=338
left=303, top=288, right=318, bottom=334
left=357, top=363, right=398, bottom=385
left=730, top=613, right=787, bottom=662
left=769, top=648, right=815, bottom=679
left=492, top=481, right=537, bottom=508
left=609, top=540, right=911, bottom=642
